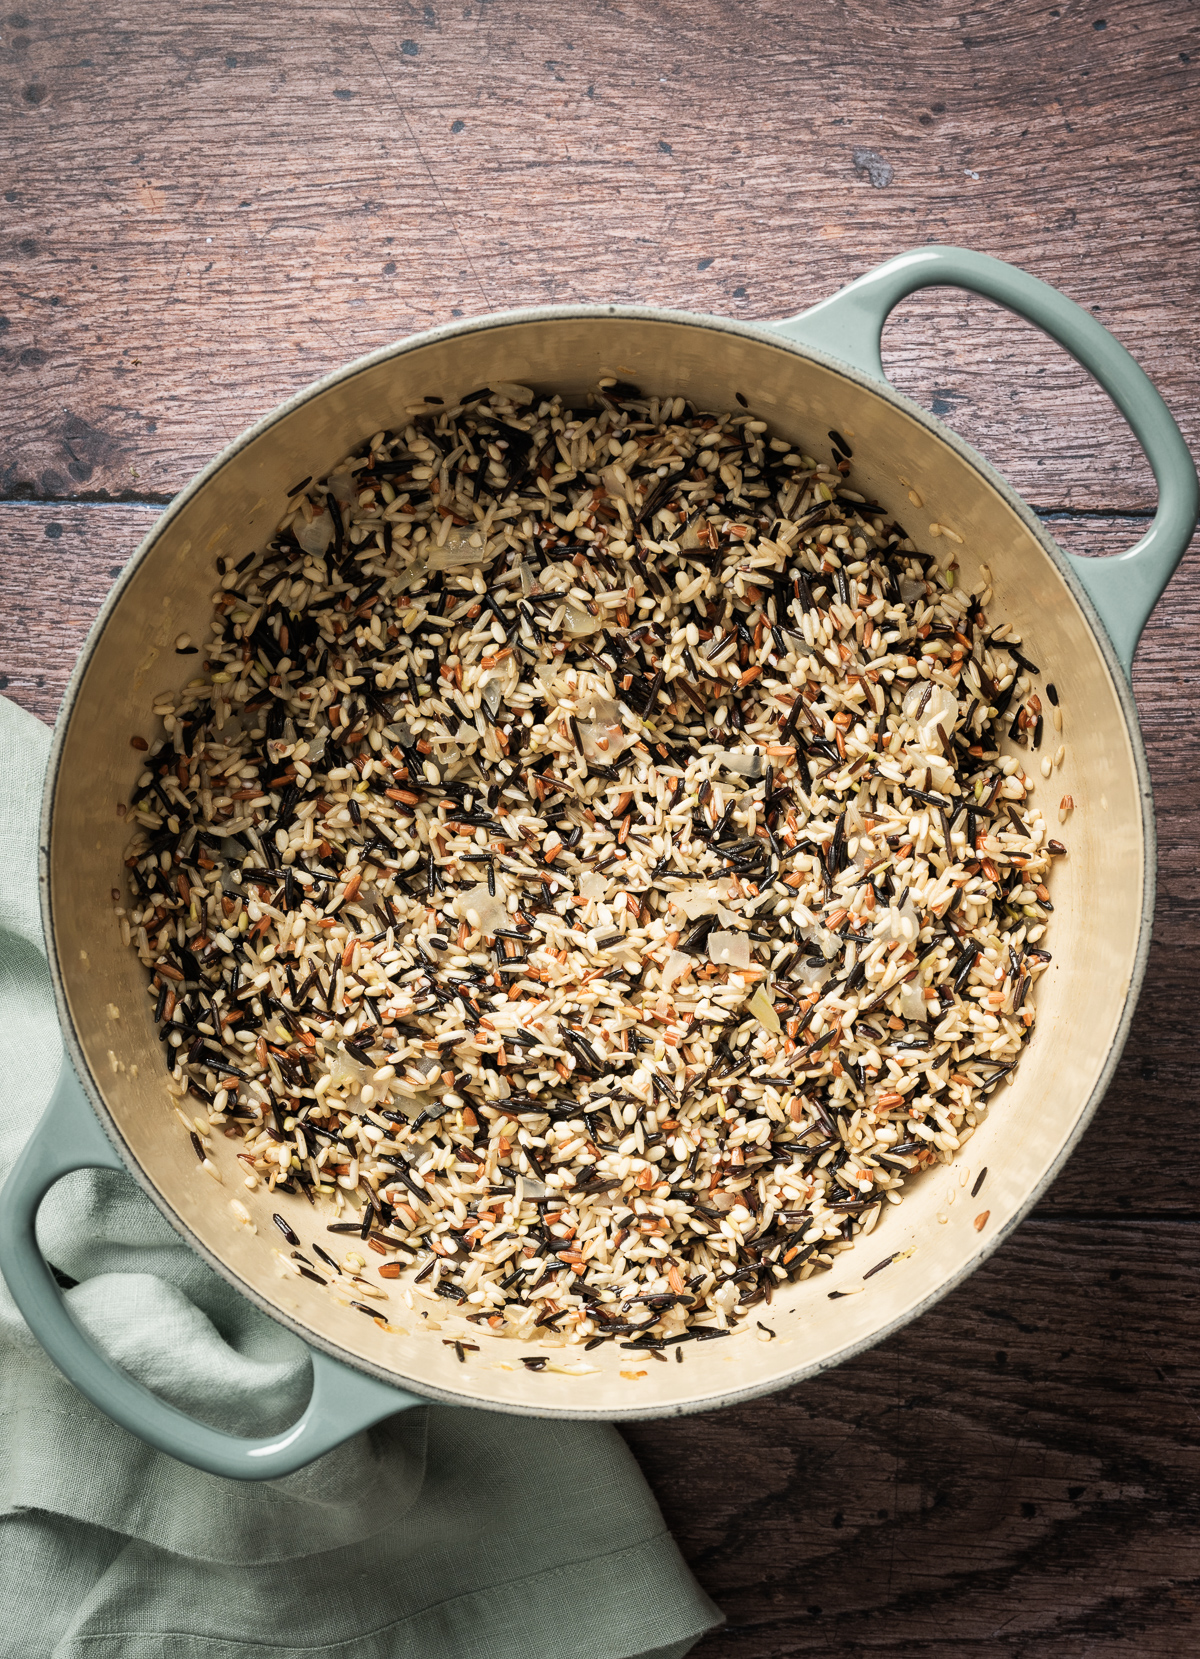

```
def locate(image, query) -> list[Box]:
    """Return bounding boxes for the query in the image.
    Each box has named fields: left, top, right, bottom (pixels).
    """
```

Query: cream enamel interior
left=44, top=313, right=1146, bottom=1418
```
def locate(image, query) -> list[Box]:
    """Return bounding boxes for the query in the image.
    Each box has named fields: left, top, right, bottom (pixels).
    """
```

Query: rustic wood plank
left=1040, top=517, right=1200, bottom=1215
left=0, top=504, right=158, bottom=717
left=3, top=4, right=1198, bottom=1648
left=622, top=1217, right=1200, bottom=1656
left=1, top=0, right=1196, bottom=507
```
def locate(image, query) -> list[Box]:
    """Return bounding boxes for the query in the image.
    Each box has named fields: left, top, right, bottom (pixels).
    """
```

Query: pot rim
left=38, top=301, right=1156, bottom=1419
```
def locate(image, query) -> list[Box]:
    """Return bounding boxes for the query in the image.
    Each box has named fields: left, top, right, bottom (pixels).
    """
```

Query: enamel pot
left=2, top=247, right=1195, bottom=1479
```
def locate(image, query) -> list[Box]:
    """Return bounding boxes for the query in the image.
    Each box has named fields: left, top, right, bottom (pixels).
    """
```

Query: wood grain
left=1, top=0, right=1197, bottom=507
left=0, top=504, right=156, bottom=714
left=2, top=1, right=1198, bottom=1650
left=622, top=1217, right=1200, bottom=1656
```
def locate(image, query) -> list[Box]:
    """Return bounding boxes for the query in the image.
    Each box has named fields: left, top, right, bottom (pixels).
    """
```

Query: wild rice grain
left=118, top=384, right=1061, bottom=1350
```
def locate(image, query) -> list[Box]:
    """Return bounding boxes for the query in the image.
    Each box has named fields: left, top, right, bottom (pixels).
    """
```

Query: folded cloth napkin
left=0, top=693, right=722, bottom=1659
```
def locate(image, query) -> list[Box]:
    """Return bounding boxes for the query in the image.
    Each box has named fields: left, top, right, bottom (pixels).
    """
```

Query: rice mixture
left=117, top=380, right=1064, bottom=1356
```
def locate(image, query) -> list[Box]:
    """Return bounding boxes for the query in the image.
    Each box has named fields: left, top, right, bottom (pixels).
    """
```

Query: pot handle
left=774, top=245, right=1199, bottom=675
left=0, top=1057, right=425, bottom=1481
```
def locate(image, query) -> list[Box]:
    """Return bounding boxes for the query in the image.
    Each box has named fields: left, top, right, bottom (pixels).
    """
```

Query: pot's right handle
left=0, top=1058, right=425, bottom=1481
left=774, top=245, right=1199, bottom=676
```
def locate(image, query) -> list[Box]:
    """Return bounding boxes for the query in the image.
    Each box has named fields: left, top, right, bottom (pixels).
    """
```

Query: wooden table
left=3, top=2, right=1197, bottom=1650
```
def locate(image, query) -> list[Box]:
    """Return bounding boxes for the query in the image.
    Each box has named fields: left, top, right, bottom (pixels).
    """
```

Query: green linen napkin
left=0, top=693, right=722, bottom=1659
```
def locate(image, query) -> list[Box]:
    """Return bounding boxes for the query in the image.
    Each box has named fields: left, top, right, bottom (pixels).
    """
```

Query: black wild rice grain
left=120, top=383, right=1060, bottom=1360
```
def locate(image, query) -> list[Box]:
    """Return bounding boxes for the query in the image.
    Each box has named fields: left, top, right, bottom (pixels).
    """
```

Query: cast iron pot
left=2, top=247, right=1196, bottom=1480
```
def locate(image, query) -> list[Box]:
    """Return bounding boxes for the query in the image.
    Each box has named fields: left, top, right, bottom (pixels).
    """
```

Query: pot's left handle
left=773, top=245, right=1198, bottom=676
left=0, top=1058, right=425, bottom=1481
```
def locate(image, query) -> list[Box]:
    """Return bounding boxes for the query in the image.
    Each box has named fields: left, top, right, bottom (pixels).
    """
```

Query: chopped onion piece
left=673, top=886, right=740, bottom=927
left=677, top=515, right=703, bottom=550
left=897, top=982, right=930, bottom=1024
left=296, top=509, right=335, bottom=556
left=450, top=882, right=509, bottom=935
left=327, top=1047, right=368, bottom=1088
left=799, top=923, right=841, bottom=960
left=562, top=604, right=602, bottom=637
left=713, top=748, right=762, bottom=778
left=903, top=681, right=959, bottom=751
left=429, top=526, right=485, bottom=570
left=748, top=983, right=780, bottom=1034
left=707, top=931, right=750, bottom=968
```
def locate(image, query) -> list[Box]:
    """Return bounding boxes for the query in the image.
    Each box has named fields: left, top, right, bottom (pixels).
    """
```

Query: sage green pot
left=2, top=247, right=1195, bottom=1479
